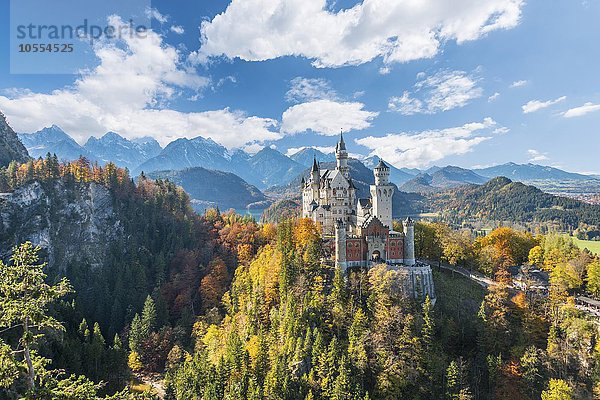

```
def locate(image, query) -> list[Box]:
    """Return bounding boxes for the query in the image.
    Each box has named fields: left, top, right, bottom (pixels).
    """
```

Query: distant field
left=567, top=235, right=600, bottom=255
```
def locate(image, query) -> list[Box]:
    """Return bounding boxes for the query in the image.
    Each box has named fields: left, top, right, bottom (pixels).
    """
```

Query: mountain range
left=400, top=166, right=489, bottom=193
left=473, top=162, right=591, bottom=181
left=13, top=124, right=600, bottom=199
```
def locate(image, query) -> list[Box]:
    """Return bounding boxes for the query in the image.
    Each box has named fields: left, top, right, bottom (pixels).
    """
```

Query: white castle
left=301, top=134, right=435, bottom=301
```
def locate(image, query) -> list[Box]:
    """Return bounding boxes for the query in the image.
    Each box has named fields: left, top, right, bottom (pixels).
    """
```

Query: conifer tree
left=141, top=295, right=157, bottom=337
left=0, top=242, right=72, bottom=391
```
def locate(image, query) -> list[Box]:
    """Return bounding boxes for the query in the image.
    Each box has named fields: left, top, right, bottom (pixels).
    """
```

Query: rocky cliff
left=0, top=112, right=29, bottom=167
left=0, top=180, right=121, bottom=271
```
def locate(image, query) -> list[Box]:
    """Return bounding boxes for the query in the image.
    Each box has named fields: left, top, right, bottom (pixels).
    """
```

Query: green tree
left=141, top=295, right=157, bottom=337
left=129, top=313, right=143, bottom=352
left=0, top=242, right=72, bottom=391
left=520, top=346, right=545, bottom=398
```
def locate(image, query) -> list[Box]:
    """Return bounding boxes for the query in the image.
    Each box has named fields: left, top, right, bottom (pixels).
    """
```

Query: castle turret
left=370, top=159, right=394, bottom=229
left=403, top=217, right=415, bottom=266
left=336, top=132, right=349, bottom=178
left=335, top=219, right=347, bottom=272
left=311, top=156, right=320, bottom=184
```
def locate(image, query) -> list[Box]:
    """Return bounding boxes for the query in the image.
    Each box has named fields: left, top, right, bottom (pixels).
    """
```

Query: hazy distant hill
left=146, top=167, right=269, bottom=211
left=428, top=176, right=600, bottom=229
left=474, top=162, right=591, bottom=181
left=401, top=166, right=488, bottom=193
left=249, top=147, right=306, bottom=188
left=289, top=148, right=335, bottom=167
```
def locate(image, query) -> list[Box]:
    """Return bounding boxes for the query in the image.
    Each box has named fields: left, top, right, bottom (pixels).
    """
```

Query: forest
left=0, top=155, right=599, bottom=399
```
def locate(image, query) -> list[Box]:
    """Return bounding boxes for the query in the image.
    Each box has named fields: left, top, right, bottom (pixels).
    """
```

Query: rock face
left=0, top=112, right=29, bottom=167
left=0, top=180, right=121, bottom=271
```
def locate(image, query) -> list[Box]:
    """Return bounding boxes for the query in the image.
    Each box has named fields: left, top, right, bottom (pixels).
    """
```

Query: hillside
left=147, top=167, right=269, bottom=211
left=428, top=176, right=600, bottom=229
left=401, top=166, right=488, bottom=193
left=0, top=112, right=29, bottom=166
left=260, top=199, right=300, bottom=223
left=249, top=147, right=305, bottom=188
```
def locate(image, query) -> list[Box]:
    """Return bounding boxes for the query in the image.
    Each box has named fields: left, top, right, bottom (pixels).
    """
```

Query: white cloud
left=355, top=118, right=499, bottom=168
left=195, top=0, right=525, bottom=68
left=488, top=92, right=500, bottom=102
left=562, top=102, right=600, bottom=118
left=170, top=25, right=185, bottom=35
left=285, top=146, right=336, bottom=156
left=522, top=96, right=566, bottom=114
left=510, top=80, right=528, bottom=88
left=388, top=70, right=483, bottom=115
left=281, top=99, right=378, bottom=135
left=285, top=77, right=338, bottom=103
left=527, top=149, right=548, bottom=162
left=0, top=16, right=280, bottom=149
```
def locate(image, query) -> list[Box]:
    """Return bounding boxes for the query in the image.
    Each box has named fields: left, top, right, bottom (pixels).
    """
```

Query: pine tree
left=332, top=356, right=352, bottom=400
left=0, top=242, right=72, bottom=391
left=348, top=308, right=369, bottom=375
left=141, top=295, right=157, bottom=337
left=129, top=313, right=143, bottom=352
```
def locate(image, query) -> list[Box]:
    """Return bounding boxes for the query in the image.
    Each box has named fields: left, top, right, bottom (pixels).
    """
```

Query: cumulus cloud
left=355, top=118, right=499, bottom=168
left=527, top=149, right=549, bottom=162
left=0, top=16, right=281, bottom=149
left=522, top=96, right=566, bottom=114
left=562, top=102, right=600, bottom=118
left=195, top=0, right=524, bottom=68
left=281, top=99, right=378, bottom=135
left=510, top=80, right=528, bottom=88
left=285, top=146, right=336, bottom=156
left=388, top=70, right=483, bottom=115
left=285, top=77, right=338, bottom=103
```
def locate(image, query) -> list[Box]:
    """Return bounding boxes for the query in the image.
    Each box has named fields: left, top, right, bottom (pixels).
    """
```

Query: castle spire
left=336, top=130, right=346, bottom=151
left=311, top=156, right=319, bottom=172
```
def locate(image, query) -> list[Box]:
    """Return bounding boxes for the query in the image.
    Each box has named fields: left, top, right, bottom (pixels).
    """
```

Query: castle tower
left=335, top=219, right=347, bottom=272
left=403, top=217, right=415, bottom=266
left=310, top=156, right=320, bottom=197
left=335, top=132, right=349, bottom=178
left=370, top=159, right=394, bottom=229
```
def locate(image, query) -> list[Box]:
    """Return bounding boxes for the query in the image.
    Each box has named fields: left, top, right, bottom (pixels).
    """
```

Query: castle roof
left=375, top=159, right=389, bottom=170
left=336, top=132, right=346, bottom=152
left=311, top=156, right=319, bottom=172
left=360, top=215, right=385, bottom=229
left=358, top=198, right=371, bottom=208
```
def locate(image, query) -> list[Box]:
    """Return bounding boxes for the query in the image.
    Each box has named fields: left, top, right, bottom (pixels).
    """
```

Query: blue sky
left=0, top=0, right=599, bottom=173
